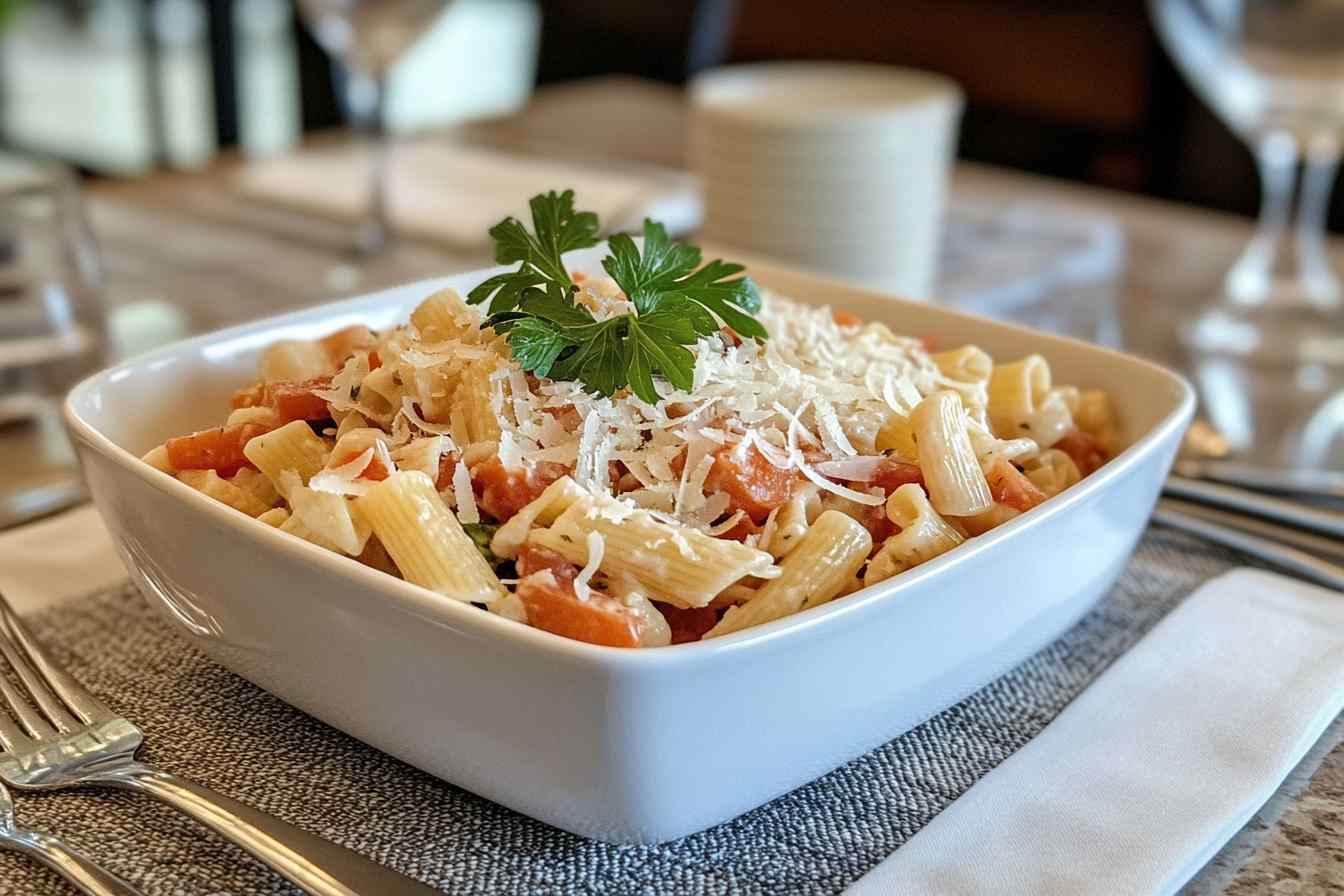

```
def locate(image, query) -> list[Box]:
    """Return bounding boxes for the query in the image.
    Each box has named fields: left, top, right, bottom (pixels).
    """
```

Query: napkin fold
left=0, top=506, right=124, bottom=614
left=234, top=141, right=702, bottom=247
left=849, top=568, right=1344, bottom=895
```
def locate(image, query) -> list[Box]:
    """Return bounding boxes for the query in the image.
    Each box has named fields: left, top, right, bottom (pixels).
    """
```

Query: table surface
left=64, top=76, right=1344, bottom=892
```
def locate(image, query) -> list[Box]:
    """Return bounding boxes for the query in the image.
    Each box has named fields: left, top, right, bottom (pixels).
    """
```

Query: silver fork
left=0, top=779, right=143, bottom=896
left=0, top=594, right=441, bottom=896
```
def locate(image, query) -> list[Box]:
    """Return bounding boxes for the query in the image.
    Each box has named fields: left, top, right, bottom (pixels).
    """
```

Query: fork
left=0, top=594, right=441, bottom=896
left=0, top=779, right=143, bottom=895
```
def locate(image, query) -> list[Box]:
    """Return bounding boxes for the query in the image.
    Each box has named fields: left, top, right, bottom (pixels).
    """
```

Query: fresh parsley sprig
left=467, top=191, right=767, bottom=404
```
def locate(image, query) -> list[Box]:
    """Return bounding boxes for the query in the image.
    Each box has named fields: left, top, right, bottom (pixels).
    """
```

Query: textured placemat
left=0, top=529, right=1247, bottom=896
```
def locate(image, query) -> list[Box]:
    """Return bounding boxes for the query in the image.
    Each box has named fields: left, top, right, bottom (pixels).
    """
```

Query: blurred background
left=0, top=0, right=1275, bottom=219
left=3, top=0, right=1344, bottom=528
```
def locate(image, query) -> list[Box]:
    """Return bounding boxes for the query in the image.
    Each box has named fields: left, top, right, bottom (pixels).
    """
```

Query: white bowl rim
left=690, top=61, right=965, bottom=130
left=65, top=265, right=1194, bottom=671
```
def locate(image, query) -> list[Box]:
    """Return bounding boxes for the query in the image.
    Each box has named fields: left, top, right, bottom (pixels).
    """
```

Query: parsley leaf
left=466, top=190, right=600, bottom=315
left=474, top=191, right=769, bottom=404
left=604, top=220, right=765, bottom=339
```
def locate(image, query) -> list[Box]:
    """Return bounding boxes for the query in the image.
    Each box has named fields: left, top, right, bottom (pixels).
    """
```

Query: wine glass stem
left=1226, top=131, right=1342, bottom=311
left=345, top=70, right=390, bottom=255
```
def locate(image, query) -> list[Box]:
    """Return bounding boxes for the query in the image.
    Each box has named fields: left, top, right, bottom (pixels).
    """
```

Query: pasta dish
left=141, top=192, right=1115, bottom=648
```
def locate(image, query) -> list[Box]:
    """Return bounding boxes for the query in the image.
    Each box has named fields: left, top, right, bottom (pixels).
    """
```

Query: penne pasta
left=243, top=420, right=330, bottom=495
left=932, top=345, right=993, bottom=383
left=410, top=289, right=473, bottom=341
left=260, top=339, right=331, bottom=383
left=910, top=391, right=993, bottom=517
left=986, top=354, right=1051, bottom=437
left=177, top=469, right=273, bottom=517
left=525, top=492, right=775, bottom=608
left=357, top=471, right=505, bottom=604
left=864, top=484, right=965, bottom=585
left=707, top=511, right=871, bottom=637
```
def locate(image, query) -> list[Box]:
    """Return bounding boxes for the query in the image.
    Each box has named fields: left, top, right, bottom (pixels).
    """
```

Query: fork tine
left=0, top=669, right=53, bottom=744
left=0, top=612, right=80, bottom=734
left=0, top=595, right=107, bottom=728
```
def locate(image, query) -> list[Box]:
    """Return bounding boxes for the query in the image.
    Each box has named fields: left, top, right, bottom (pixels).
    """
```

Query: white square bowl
left=64, top=250, right=1194, bottom=844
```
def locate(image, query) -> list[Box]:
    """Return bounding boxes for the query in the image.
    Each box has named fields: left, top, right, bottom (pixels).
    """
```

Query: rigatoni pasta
left=144, top=273, right=1116, bottom=647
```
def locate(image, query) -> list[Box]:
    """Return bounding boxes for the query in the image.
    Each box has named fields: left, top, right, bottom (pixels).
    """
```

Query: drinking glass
left=0, top=155, right=106, bottom=527
left=296, top=0, right=453, bottom=254
left=1150, top=0, right=1344, bottom=366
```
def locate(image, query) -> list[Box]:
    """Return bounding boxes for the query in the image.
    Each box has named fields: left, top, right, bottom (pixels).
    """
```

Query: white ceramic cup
left=690, top=62, right=963, bottom=299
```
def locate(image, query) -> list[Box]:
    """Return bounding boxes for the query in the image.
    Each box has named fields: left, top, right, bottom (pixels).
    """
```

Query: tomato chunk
left=319, top=325, right=377, bottom=367
left=165, top=423, right=271, bottom=476
left=471, top=457, right=568, bottom=523
left=517, top=570, right=642, bottom=648
left=230, top=378, right=332, bottom=423
left=653, top=601, right=719, bottom=644
left=986, top=456, right=1047, bottom=512
left=230, top=381, right=266, bottom=410
left=517, top=543, right=578, bottom=580
left=268, top=378, right=333, bottom=424
left=832, top=309, right=862, bottom=327
left=1054, top=429, right=1106, bottom=476
left=871, top=459, right=924, bottom=493
left=704, top=442, right=795, bottom=524
left=434, top=450, right=462, bottom=490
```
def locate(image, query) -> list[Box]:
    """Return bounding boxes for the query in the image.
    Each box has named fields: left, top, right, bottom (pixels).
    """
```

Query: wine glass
left=1150, top=0, right=1344, bottom=366
left=297, top=0, right=453, bottom=254
left=0, top=154, right=107, bottom=527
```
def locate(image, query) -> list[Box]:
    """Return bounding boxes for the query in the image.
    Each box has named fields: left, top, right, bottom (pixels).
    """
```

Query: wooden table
left=80, top=77, right=1344, bottom=892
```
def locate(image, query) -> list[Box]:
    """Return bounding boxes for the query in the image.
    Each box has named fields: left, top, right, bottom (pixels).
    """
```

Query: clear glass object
left=1150, top=0, right=1344, bottom=365
left=0, top=155, right=107, bottom=527
left=296, top=0, right=452, bottom=254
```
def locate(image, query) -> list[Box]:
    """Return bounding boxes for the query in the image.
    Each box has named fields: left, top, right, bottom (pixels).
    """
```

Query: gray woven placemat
left=0, top=528, right=1246, bottom=896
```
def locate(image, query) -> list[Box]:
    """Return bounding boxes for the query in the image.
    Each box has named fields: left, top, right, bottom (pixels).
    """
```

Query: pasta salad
left=142, top=192, right=1116, bottom=648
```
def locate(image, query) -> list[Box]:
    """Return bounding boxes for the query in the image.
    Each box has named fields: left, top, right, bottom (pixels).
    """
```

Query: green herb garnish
left=467, top=190, right=766, bottom=404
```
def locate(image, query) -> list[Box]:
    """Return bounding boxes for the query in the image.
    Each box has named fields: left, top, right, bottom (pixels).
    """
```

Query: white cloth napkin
left=234, top=141, right=702, bottom=246
left=0, top=506, right=125, bottom=615
left=849, top=568, right=1344, bottom=895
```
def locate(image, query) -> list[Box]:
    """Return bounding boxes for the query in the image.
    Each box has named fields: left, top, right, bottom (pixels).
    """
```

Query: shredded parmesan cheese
left=453, top=461, right=478, bottom=524
left=572, top=531, right=604, bottom=602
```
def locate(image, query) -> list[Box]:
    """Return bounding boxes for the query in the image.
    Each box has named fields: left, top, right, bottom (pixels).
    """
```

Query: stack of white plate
left=690, top=62, right=963, bottom=300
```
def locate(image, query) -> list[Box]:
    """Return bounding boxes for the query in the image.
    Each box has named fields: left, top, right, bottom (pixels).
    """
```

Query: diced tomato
left=231, top=378, right=332, bottom=423
left=230, top=381, right=266, bottom=410
left=871, top=459, right=924, bottom=493
left=1054, top=429, right=1106, bottom=476
left=986, top=456, right=1047, bottom=512
left=919, top=335, right=937, bottom=352
left=860, top=503, right=896, bottom=544
left=718, top=514, right=760, bottom=542
left=517, top=543, right=578, bottom=580
left=517, top=570, right=642, bottom=648
left=471, top=457, right=568, bottom=523
left=319, top=325, right=377, bottom=367
left=434, top=451, right=462, bottom=490
left=329, top=443, right=390, bottom=481
left=267, top=378, right=333, bottom=424
left=832, top=309, right=863, bottom=327
left=720, top=326, right=742, bottom=347
left=165, top=423, right=271, bottom=476
left=653, top=601, right=719, bottom=645
left=367, top=350, right=382, bottom=370
left=704, top=442, right=796, bottom=524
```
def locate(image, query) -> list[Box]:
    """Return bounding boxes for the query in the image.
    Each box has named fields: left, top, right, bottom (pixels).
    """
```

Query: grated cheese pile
left=319, top=277, right=1005, bottom=529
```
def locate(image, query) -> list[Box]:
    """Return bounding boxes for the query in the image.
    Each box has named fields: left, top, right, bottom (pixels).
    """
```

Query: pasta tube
left=864, top=484, right=965, bottom=586
left=1024, top=448, right=1082, bottom=497
left=410, top=289, right=473, bottom=341
left=763, top=482, right=822, bottom=559
left=932, top=345, right=993, bottom=383
left=986, top=354, right=1051, bottom=437
left=525, top=494, right=775, bottom=608
left=874, top=413, right=918, bottom=461
left=356, top=471, right=505, bottom=604
left=707, top=510, right=871, bottom=638
left=490, top=475, right=587, bottom=559
left=243, top=420, right=330, bottom=495
left=260, top=339, right=330, bottom=383
left=911, top=390, right=993, bottom=516
left=177, top=469, right=273, bottom=517
left=456, top=357, right=502, bottom=445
